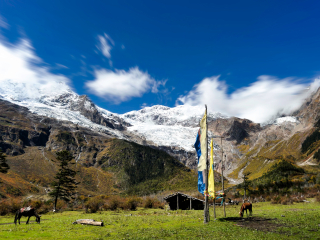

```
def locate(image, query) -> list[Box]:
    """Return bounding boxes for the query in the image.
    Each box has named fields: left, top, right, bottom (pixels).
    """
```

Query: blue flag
left=194, top=130, right=205, bottom=194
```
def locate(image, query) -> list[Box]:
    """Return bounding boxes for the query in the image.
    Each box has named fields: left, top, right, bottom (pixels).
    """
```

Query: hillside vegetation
left=1, top=139, right=197, bottom=199
left=96, top=138, right=196, bottom=195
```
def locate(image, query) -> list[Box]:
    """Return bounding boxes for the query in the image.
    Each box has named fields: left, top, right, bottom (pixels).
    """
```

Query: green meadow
left=0, top=201, right=319, bottom=239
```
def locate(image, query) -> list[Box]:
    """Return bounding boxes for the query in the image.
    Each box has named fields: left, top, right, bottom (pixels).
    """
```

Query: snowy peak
left=119, top=105, right=229, bottom=153
left=0, top=79, right=127, bottom=135
left=122, top=104, right=227, bottom=127
left=0, top=79, right=72, bottom=102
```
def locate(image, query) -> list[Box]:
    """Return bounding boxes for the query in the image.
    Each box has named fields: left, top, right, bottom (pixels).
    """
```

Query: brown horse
left=14, top=207, right=41, bottom=224
left=239, top=202, right=252, bottom=217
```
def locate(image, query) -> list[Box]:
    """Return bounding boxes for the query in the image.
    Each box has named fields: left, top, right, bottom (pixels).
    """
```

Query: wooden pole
left=204, top=105, right=209, bottom=223
left=221, top=138, right=226, bottom=217
left=177, top=194, right=179, bottom=210
left=213, top=198, right=216, bottom=218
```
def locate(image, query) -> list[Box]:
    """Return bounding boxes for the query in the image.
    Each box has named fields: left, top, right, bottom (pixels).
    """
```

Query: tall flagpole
left=204, top=105, right=209, bottom=223
left=213, top=137, right=216, bottom=219
left=221, top=137, right=226, bottom=217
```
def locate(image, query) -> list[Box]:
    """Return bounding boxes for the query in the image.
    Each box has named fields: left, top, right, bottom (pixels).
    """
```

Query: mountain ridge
left=1, top=79, right=320, bottom=198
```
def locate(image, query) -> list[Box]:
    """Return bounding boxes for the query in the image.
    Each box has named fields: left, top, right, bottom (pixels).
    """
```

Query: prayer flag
left=198, top=109, right=207, bottom=171
left=194, top=130, right=205, bottom=194
left=208, top=139, right=215, bottom=198
left=194, top=108, right=207, bottom=195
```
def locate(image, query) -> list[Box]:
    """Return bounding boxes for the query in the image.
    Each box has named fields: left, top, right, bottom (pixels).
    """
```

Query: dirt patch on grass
left=220, top=217, right=287, bottom=233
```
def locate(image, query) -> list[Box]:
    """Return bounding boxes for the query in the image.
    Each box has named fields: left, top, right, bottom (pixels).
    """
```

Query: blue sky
left=1, top=0, right=320, bottom=122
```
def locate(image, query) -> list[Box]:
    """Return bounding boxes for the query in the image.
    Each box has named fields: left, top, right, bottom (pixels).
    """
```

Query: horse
left=239, top=202, right=252, bottom=218
left=14, top=207, right=41, bottom=225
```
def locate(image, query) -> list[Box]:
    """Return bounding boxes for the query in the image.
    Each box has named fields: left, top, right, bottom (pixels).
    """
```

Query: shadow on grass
left=218, top=217, right=277, bottom=222
left=0, top=219, right=48, bottom=225
left=218, top=217, right=289, bottom=233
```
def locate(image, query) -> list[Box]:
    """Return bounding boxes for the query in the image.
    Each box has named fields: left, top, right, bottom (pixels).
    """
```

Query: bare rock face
left=0, top=100, right=51, bottom=155
left=71, top=95, right=131, bottom=130
left=50, top=93, right=130, bottom=131
left=294, top=87, right=320, bottom=127
left=226, top=118, right=262, bottom=144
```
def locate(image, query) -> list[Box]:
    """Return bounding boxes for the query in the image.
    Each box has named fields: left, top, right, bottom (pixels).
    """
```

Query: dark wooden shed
left=164, top=192, right=204, bottom=210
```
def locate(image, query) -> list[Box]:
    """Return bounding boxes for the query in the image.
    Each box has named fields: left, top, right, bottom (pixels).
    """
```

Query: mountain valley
left=0, top=79, right=320, bottom=199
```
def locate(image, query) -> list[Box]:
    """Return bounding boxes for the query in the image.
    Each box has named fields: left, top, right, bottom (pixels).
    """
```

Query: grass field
left=0, top=201, right=319, bottom=239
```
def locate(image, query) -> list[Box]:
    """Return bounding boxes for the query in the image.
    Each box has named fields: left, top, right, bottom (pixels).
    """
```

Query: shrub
left=31, top=200, right=43, bottom=209
left=143, top=197, right=154, bottom=208
left=153, top=200, right=165, bottom=209
left=292, top=195, right=305, bottom=203
left=271, top=196, right=281, bottom=204
left=0, top=200, right=11, bottom=215
left=0, top=199, right=21, bottom=215
left=38, top=204, right=52, bottom=214
left=280, top=196, right=292, bottom=205
left=104, top=196, right=122, bottom=211
left=9, top=199, right=21, bottom=213
left=85, top=196, right=105, bottom=213
left=142, top=197, right=164, bottom=209
left=124, top=197, right=140, bottom=211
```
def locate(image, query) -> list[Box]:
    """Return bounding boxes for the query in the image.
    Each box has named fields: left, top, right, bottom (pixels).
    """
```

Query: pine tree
left=49, top=150, right=78, bottom=211
left=0, top=149, right=10, bottom=174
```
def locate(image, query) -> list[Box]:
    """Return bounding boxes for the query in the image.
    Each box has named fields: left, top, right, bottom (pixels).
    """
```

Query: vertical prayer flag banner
left=194, top=108, right=207, bottom=195
left=208, top=139, right=215, bottom=198
left=198, top=109, right=207, bottom=171
left=194, top=130, right=205, bottom=194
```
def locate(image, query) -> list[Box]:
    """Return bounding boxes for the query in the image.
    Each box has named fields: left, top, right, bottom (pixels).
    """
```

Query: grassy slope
left=1, top=137, right=197, bottom=198
left=229, top=129, right=320, bottom=182
left=2, top=147, right=117, bottom=198
left=0, top=202, right=319, bottom=239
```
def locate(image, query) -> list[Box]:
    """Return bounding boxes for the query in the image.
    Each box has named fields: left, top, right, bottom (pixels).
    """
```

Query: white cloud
left=151, top=79, right=167, bottom=93
left=177, top=76, right=320, bottom=123
left=96, top=33, right=114, bottom=59
left=0, top=37, right=71, bottom=99
left=85, top=67, right=164, bottom=104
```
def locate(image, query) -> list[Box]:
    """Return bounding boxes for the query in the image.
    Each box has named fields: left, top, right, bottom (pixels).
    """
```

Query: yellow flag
left=198, top=108, right=207, bottom=171
left=208, top=139, right=215, bottom=198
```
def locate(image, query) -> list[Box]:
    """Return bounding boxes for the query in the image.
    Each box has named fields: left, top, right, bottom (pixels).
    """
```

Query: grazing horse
left=239, top=202, right=252, bottom=218
left=14, top=207, right=41, bottom=225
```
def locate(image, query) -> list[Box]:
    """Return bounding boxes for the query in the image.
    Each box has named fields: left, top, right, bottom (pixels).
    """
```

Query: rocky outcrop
left=294, top=86, right=320, bottom=126
left=71, top=95, right=129, bottom=130
left=226, top=119, right=262, bottom=144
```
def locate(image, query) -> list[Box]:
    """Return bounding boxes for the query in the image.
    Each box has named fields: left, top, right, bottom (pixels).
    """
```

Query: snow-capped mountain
left=122, top=105, right=227, bottom=127
left=0, top=79, right=227, bottom=154
left=0, top=79, right=125, bottom=137
left=0, top=78, right=308, bottom=171
left=121, top=105, right=228, bottom=152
